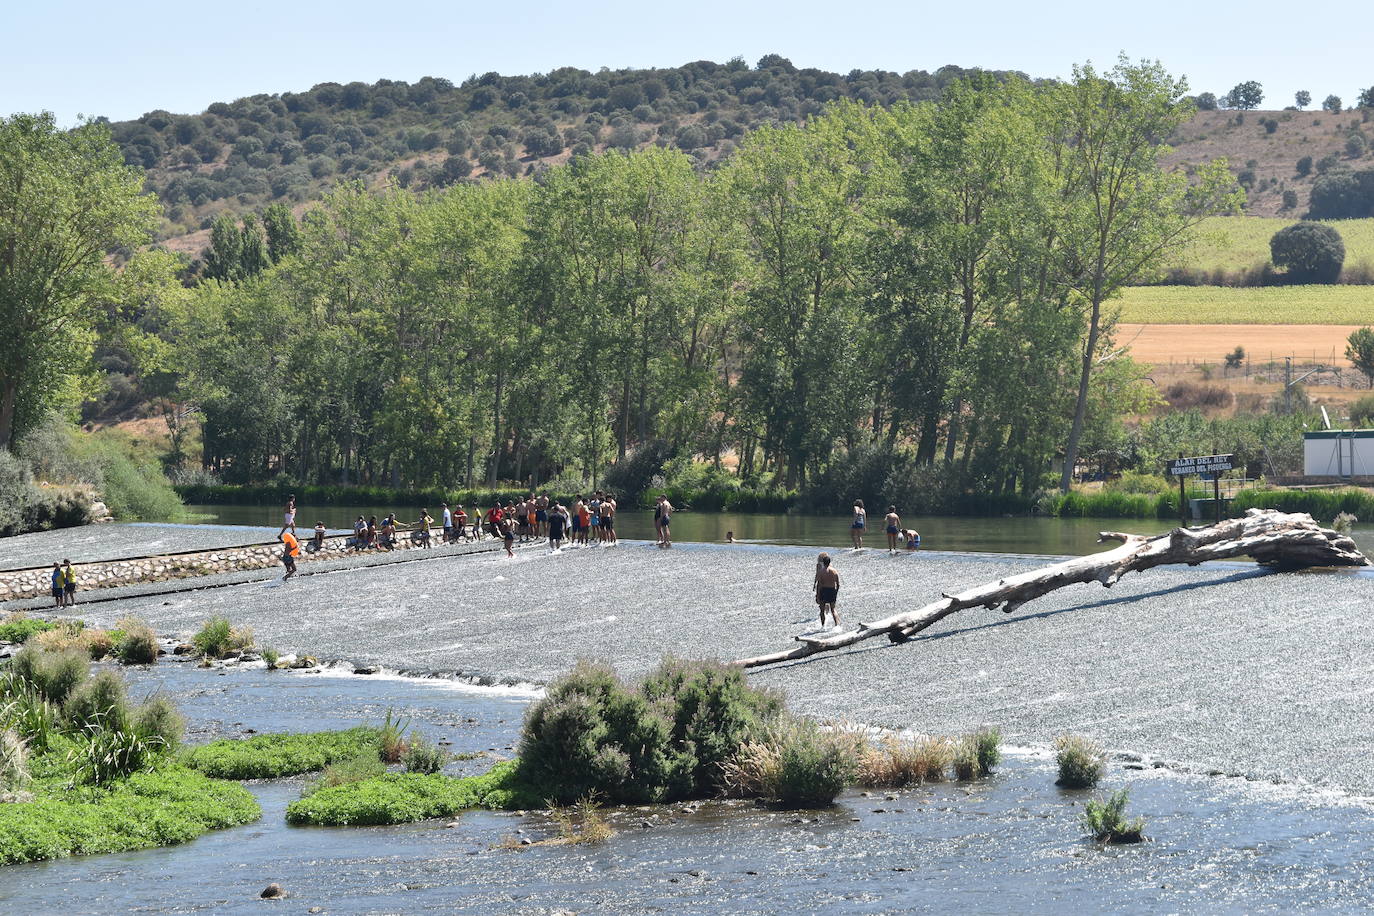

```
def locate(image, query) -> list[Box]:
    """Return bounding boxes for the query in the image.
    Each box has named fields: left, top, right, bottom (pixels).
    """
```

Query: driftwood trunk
left=735, top=508, right=1367, bottom=669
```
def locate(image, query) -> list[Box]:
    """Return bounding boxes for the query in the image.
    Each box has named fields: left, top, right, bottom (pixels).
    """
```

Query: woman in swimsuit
left=850, top=499, right=866, bottom=548
left=884, top=506, right=901, bottom=553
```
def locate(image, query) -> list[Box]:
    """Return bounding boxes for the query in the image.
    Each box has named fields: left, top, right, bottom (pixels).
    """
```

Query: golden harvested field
left=1116, top=285, right=1374, bottom=325
left=1118, top=323, right=1360, bottom=366
left=1178, top=216, right=1374, bottom=274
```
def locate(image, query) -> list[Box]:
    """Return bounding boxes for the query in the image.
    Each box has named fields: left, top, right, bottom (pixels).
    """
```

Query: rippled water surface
left=2, top=663, right=1372, bottom=914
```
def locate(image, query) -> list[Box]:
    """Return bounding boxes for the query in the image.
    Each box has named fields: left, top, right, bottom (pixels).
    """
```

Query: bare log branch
left=735, top=509, right=1366, bottom=669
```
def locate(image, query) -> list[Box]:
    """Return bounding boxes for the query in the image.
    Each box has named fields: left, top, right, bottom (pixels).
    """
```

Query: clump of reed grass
left=64, top=669, right=131, bottom=733
left=1083, top=788, right=1146, bottom=843
left=1332, top=511, right=1358, bottom=533
left=402, top=737, right=447, bottom=774
left=952, top=728, right=1001, bottom=780
left=261, top=647, right=280, bottom=670
left=547, top=795, right=614, bottom=844
left=32, top=623, right=89, bottom=654
left=856, top=734, right=952, bottom=787
left=721, top=719, right=856, bottom=807
left=378, top=708, right=411, bottom=763
left=1054, top=734, right=1106, bottom=789
left=0, top=728, right=30, bottom=793
left=10, top=646, right=88, bottom=705
left=192, top=617, right=254, bottom=660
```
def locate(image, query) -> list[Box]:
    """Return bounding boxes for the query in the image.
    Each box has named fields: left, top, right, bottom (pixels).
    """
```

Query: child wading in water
left=813, top=552, right=840, bottom=628
left=884, top=505, right=901, bottom=553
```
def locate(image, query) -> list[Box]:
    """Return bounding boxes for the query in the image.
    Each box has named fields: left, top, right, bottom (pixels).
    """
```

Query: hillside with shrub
left=100, top=59, right=1374, bottom=262
left=107, top=57, right=1027, bottom=257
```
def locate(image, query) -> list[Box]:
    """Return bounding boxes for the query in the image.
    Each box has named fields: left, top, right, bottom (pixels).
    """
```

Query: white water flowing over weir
left=61, top=536, right=1374, bottom=796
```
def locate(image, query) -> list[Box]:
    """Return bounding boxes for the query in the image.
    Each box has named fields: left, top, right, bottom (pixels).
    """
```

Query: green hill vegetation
left=105, top=57, right=1028, bottom=251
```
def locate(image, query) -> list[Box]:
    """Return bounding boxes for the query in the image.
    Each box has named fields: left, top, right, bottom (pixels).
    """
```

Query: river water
left=3, top=662, right=1372, bottom=915
left=186, top=504, right=1186, bottom=556
left=4, top=517, right=1374, bottom=911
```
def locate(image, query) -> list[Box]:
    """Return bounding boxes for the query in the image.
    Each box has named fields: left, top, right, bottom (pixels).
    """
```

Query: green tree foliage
left=1345, top=327, right=1374, bottom=386
left=1359, top=86, right=1374, bottom=109
left=1225, top=81, right=1264, bottom=110
left=1324, top=95, right=1343, bottom=114
left=151, top=64, right=1233, bottom=504
left=1270, top=222, right=1345, bottom=282
left=1194, top=92, right=1218, bottom=111
left=0, top=113, right=158, bottom=448
left=1295, top=90, right=1312, bottom=110
left=1306, top=169, right=1374, bottom=218
left=1053, top=59, right=1242, bottom=490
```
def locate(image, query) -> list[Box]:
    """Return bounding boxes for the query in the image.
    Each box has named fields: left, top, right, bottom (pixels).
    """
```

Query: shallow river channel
left=4, top=661, right=1373, bottom=915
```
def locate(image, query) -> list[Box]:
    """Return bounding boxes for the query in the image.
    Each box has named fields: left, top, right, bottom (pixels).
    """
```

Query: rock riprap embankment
left=0, top=531, right=464, bottom=601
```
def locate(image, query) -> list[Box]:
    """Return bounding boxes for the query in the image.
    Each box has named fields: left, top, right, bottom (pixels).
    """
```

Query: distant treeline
left=105, top=56, right=1030, bottom=241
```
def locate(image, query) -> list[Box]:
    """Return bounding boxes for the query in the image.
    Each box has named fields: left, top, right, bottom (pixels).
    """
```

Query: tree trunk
left=1060, top=295, right=1103, bottom=491
left=0, top=380, right=19, bottom=450
left=734, top=510, right=1367, bottom=669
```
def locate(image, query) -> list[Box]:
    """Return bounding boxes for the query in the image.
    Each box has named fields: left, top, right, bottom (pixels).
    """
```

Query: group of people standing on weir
left=274, top=490, right=644, bottom=572
left=848, top=499, right=921, bottom=553
left=48, top=559, right=78, bottom=606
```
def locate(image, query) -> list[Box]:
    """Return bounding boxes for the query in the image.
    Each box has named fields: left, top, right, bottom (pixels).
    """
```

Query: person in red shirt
left=485, top=505, right=503, bottom=539
left=281, top=530, right=301, bottom=580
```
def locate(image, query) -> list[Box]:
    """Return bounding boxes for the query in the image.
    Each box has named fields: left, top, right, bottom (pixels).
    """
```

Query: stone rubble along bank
left=0, top=530, right=474, bottom=602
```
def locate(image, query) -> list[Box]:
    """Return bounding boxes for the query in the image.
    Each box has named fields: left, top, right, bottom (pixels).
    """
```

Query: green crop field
left=1116, top=285, right=1374, bottom=325
left=1175, top=216, right=1374, bottom=274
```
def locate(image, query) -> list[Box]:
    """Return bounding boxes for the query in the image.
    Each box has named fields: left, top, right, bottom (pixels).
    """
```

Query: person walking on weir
left=814, top=552, right=840, bottom=628
left=281, top=529, right=300, bottom=580
left=282, top=494, right=297, bottom=535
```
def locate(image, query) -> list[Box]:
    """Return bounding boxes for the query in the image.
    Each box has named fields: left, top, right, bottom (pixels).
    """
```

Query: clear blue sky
left=4, top=0, right=1368, bottom=124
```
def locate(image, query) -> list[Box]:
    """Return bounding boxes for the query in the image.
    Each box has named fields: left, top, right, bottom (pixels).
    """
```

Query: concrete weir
left=0, top=529, right=472, bottom=601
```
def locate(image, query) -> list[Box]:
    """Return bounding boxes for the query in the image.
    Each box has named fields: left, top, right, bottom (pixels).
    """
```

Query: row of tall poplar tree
left=4, top=58, right=1242, bottom=501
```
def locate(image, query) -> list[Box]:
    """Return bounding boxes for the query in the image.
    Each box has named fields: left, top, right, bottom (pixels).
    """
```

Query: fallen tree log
left=734, top=508, right=1367, bottom=669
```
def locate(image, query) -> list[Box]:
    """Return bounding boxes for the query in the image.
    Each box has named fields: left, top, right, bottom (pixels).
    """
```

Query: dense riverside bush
left=518, top=658, right=783, bottom=805
left=113, top=618, right=159, bottom=665
left=1054, top=735, right=1106, bottom=789
left=181, top=727, right=382, bottom=779
left=63, top=670, right=131, bottom=733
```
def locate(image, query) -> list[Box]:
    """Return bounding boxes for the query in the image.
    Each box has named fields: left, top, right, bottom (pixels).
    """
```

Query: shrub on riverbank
left=518, top=657, right=783, bottom=805
left=11, top=647, right=88, bottom=705
left=181, top=726, right=383, bottom=779
left=1231, top=486, right=1374, bottom=523
left=284, top=760, right=539, bottom=826
left=113, top=617, right=159, bottom=665
left=1083, top=788, right=1146, bottom=843
left=1055, top=735, right=1106, bottom=788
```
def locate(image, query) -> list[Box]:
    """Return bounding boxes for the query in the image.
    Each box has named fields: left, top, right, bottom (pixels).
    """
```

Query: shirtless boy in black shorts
left=814, top=552, right=840, bottom=627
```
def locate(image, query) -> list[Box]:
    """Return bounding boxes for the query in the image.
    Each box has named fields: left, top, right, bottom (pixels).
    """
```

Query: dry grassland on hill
left=1166, top=108, right=1374, bottom=218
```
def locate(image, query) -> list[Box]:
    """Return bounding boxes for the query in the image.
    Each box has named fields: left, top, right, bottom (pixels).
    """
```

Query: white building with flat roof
left=1303, top=430, right=1374, bottom=478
